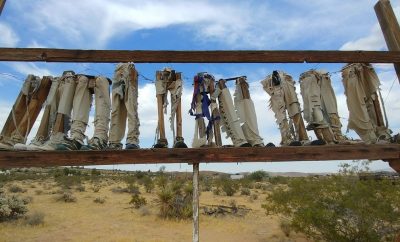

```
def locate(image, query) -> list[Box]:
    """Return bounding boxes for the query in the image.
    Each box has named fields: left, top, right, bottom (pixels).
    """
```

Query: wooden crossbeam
left=0, top=0, right=5, bottom=15
left=0, top=144, right=398, bottom=168
left=0, top=48, right=399, bottom=63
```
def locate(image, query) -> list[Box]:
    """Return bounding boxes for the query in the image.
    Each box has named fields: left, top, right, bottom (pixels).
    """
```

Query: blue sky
left=0, top=0, right=399, bottom=173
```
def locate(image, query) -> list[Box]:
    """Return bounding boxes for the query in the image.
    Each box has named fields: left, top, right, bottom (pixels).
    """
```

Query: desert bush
left=143, top=177, right=155, bottom=193
left=129, top=194, right=147, bottom=209
left=76, top=185, right=85, bottom=192
left=24, top=211, right=45, bottom=226
left=250, top=193, right=258, bottom=201
left=263, top=175, right=400, bottom=241
left=0, top=194, right=28, bottom=221
left=93, top=197, right=106, bottom=204
left=240, top=188, right=251, bottom=196
left=170, top=180, right=184, bottom=195
left=55, top=175, right=82, bottom=189
left=212, top=188, right=221, bottom=195
left=156, top=175, right=168, bottom=189
left=157, top=186, right=192, bottom=220
left=222, top=181, right=237, bottom=196
left=247, top=170, right=269, bottom=182
left=21, top=196, right=33, bottom=204
left=91, top=185, right=101, bottom=193
left=200, top=178, right=212, bottom=192
left=8, top=184, right=26, bottom=193
left=56, top=192, right=77, bottom=203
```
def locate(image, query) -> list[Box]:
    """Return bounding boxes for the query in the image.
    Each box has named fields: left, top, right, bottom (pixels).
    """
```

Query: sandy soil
left=0, top=180, right=310, bottom=242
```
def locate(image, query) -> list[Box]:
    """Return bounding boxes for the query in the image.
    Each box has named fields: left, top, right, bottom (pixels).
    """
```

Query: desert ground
left=0, top=168, right=310, bottom=242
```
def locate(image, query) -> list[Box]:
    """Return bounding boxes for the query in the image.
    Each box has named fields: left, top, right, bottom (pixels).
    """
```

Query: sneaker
left=80, top=137, right=108, bottom=150
left=289, top=141, right=302, bottom=146
left=0, top=142, right=13, bottom=151
left=14, top=143, right=28, bottom=150
left=265, top=142, right=276, bottom=147
left=125, top=143, right=140, bottom=149
left=108, top=143, right=123, bottom=150
left=239, top=143, right=252, bottom=147
left=173, top=141, right=188, bottom=148
left=153, top=138, right=168, bottom=148
left=37, top=133, right=65, bottom=151
left=55, top=137, right=82, bottom=151
left=252, top=143, right=264, bottom=147
left=310, top=139, right=326, bottom=146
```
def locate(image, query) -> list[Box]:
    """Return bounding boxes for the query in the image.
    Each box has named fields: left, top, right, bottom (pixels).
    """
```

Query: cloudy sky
left=0, top=0, right=399, bottom=173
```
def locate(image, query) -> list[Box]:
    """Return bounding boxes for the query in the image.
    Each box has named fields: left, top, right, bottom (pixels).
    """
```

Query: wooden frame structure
left=0, top=1, right=399, bottom=241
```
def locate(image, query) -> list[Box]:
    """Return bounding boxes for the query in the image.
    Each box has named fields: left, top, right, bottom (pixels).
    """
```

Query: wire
left=384, top=77, right=398, bottom=103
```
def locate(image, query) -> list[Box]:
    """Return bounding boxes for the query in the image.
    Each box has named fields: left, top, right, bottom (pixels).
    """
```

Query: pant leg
left=270, top=87, right=293, bottom=145
left=32, top=77, right=60, bottom=142
left=93, top=76, right=111, bottom=141
left=342, top=65, right=377, bottom=144
left=125, top=70, right=140, bottom=145
left=70, top=76, right=92, bottom=143
left=109, top=81, right=127, bottom=144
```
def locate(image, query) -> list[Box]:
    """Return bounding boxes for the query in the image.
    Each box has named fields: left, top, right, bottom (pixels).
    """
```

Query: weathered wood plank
left=0, top=144, right=398, bottom=168
left=0, top=0, right=5, bottom=15
left=375, top=0, right=400, bottom=83
left=0, top=48, right=399, bottom=63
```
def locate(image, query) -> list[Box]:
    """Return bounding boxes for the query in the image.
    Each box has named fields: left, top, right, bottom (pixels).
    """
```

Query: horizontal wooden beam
left=0, top=144, right=398, bottom=168
left=0, top=48, right=399, bottom=63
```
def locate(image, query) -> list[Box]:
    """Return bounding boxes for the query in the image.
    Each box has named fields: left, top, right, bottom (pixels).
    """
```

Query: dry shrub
left=24, top=211, right=45, bottom=226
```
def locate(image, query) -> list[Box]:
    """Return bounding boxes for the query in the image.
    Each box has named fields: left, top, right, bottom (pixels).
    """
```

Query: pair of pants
left=109, top=63, right=140, bottom=145
left=56, top=74, right=111, bottom=144
left=300, top=70, right=342, bottom=143
left=261, top=71, right=308, bottom=145
left=155, top=70, right=183, bottom=144
left=0, top=75, right=50, bottom=146
left=342, top=63, right=391, bottom=144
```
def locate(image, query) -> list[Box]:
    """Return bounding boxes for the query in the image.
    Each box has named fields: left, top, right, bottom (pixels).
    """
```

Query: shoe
left=37, top=133, right=65, bottom=151
left=81, top=137, right=108, bottom=150
left=108, top=143, right=123, bottom=150
left=55, top=137, right=82, bottom=151
left=0, top=142, right=13, bottom=151
left=310, top=139, right=326, bottom=146
left=173, top=141, right=188, bottom=148
left=14, top=143, right=28, bottom=150
left=125, top=143, right=140, bottom=149
left=253, top=143, right=264, bottom=147
left=265, top=143, right=276, bottom=147
left=153, top=138, right=168, bottom=148
left=289, top=141, right=302, bottom=146
left=239, top=143, right=252, bottom=147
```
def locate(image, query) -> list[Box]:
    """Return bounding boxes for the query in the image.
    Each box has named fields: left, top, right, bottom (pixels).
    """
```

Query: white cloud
left=10, top=63, right=54, bottom=77
left=340, top=24, right=386, bottom=50
left=0, top=22, right=19, bottom=47
left=9, top=0, right=387, bottom=49
left=340, top=6, right=400, bottom=50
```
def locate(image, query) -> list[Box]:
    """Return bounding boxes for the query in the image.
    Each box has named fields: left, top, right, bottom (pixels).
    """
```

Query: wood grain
left=0, top=144, right=398, bottom=168
left=0, top=48, right=399, bottom=63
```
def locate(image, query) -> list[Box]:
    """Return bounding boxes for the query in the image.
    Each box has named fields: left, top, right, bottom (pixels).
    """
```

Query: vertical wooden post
left=192, top=163, right=200, bottom=242
left=0, top=0, right=6, bottom=15
left=375, top=0, right=400, bottom=83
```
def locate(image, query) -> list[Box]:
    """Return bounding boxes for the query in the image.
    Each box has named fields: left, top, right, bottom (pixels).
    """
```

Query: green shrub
left=0, top=194, right=28, bottom=221
left=56, top=192, right=77, bottom=203
left=93, top=197, right=106, bottom=204
left=8, top=185, right=26, bottom=193
left=263, top=175, right=400, bottom=241
left=247, top=170, right=268, bottom=182
left=24, top=211, right=45, bottom=226
left=129, top=194, right=147, bottom=209
left=143, top=177, right=155, bottom=193
left=240, top=188, right=251, bottom=196
left=156, top=186, right=192, bottom=220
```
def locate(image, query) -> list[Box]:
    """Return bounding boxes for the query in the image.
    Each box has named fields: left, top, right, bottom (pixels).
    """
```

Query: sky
left=0, top=0, right=399, bottom=173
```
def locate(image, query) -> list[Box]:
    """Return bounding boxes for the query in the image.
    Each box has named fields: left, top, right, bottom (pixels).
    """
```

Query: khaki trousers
left=109, top=63, right=140, bottom=145
left=261, top=71, right=308, bottom=145
left=342, top=63, right=391, bottom=144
